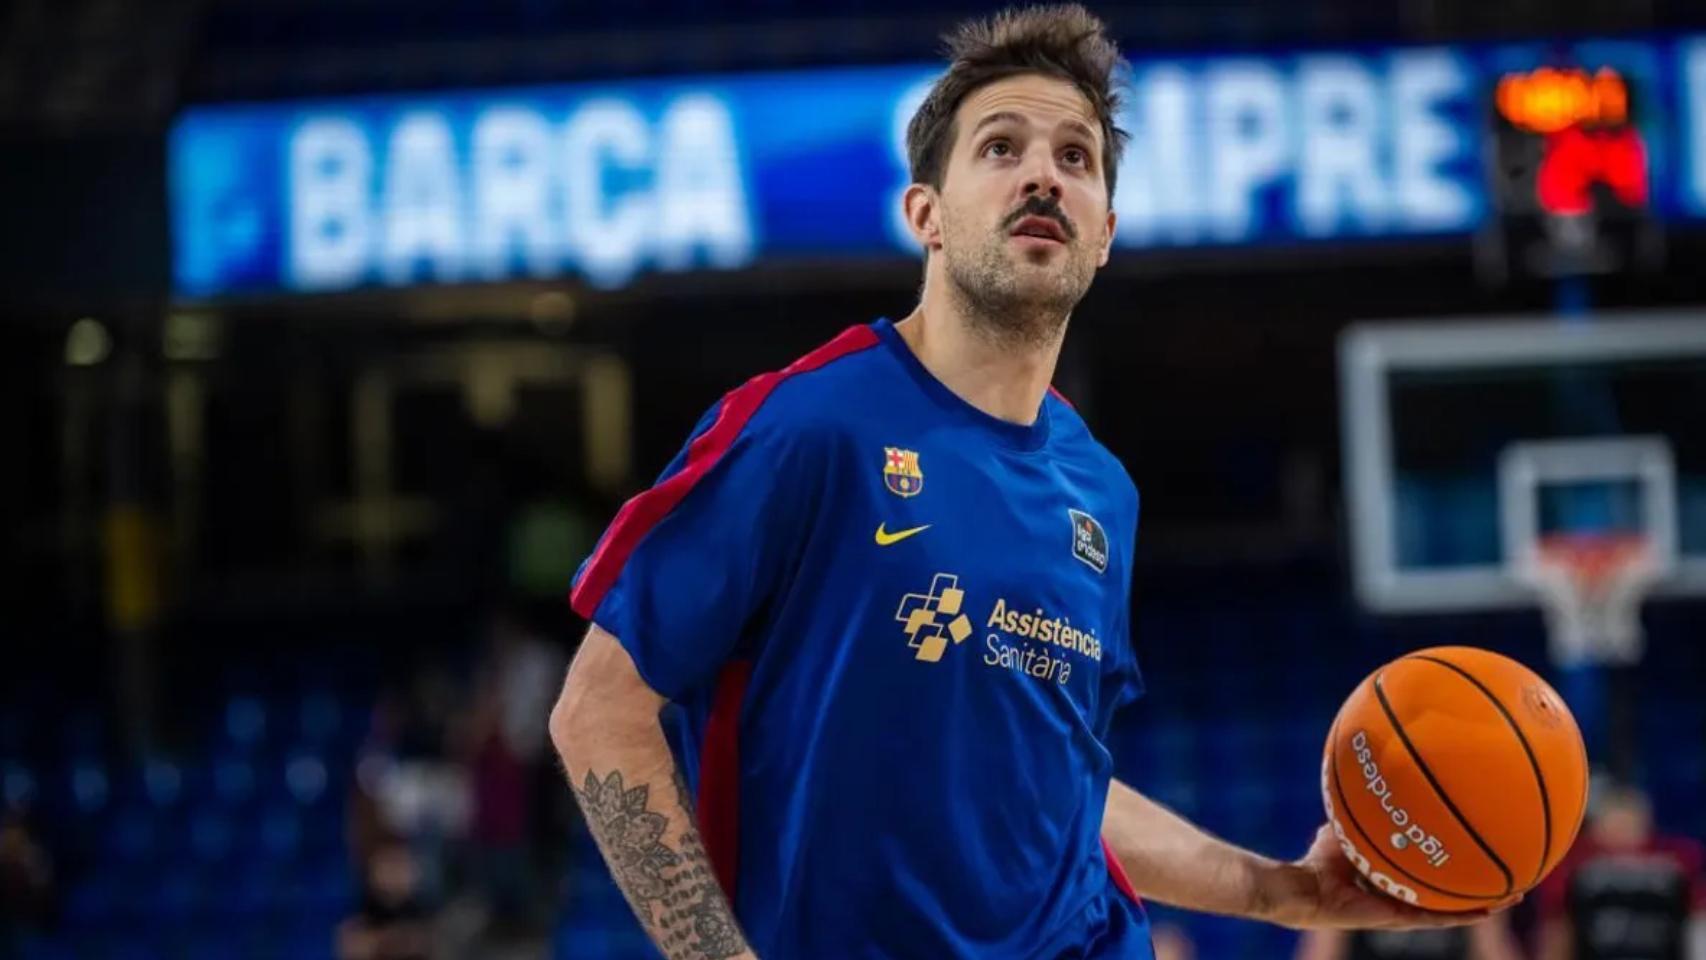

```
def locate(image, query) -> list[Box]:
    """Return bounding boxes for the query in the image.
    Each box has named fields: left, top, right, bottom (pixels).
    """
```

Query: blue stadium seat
left=287, top=913, right=339, bottom=960
left=283, top=753, right=332, bottom=809
left=189, top=808, right=237, bottom=865
left=67, top=759, right=112, bottom=817
left=215, top=863, right=286, bottom=928
left=223, top=696, right=269, bottom=752
left=292, top=859, right=356, bottom=917
left=296, top=814, right=344, bottom=863
left=140, top=757, right=186, bottom=811
left=210, top=756, right=259, bottom=809
left=255, top=803, right=305, bottom=863
left=104, top=804, right=159, bottom=865
left=2, top=760, right=37, bottom=810
left=147, top=866, right=210, bottom=926
left=64, top=875, right=123, bottom=934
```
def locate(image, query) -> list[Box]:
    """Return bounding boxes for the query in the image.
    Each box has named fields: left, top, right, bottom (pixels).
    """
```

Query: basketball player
left=1537, top=783, right=1705, bottom=960
left=548, top=6, right=1506, bottom=957
left=1295, top=918, right=1524, bottom=960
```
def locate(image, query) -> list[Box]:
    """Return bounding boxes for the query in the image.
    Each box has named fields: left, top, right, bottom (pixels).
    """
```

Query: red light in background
left=1536, top=126, right=1648, bottom=215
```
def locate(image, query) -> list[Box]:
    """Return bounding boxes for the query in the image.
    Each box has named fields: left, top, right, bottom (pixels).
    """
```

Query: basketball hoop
left=1497, top=436, right=1679, bottom=667
left=1519, top=534, right=1658, bottom=666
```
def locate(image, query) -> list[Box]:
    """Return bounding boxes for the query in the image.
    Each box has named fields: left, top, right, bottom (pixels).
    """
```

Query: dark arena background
left=3, top=1, right=1705, bottom=958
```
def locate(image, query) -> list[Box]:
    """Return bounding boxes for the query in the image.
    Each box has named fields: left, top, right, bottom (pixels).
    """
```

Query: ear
left=1095, top=208, right=1117, bottom=268
left=903, top=183, right=943, bottom=252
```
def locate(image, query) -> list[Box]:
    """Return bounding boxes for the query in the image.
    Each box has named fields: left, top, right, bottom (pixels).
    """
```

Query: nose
left=1021, top=154, right=1064, bottom=201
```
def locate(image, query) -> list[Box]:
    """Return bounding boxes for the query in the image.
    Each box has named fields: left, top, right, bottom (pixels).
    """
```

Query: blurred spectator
left=478, top=604, right=562, bottom=773
left=340, top=610, right=565, bottom=949
left=472, top=604, right=566, bottom=924
left=1295, top=918, right=1523, bottom=960
left=351, top=671, right=472, bottom=907
left=1151, top=923, right=1197, bottom=960
left=1538, top=781, right=1706, bottom=960
left=338, top=840, right=434, bottom=960
left=0, top=806, right=56, bottom=946
left=465, top=670, right=532, bottom=931
left=350, top=692, right=407, bottom=868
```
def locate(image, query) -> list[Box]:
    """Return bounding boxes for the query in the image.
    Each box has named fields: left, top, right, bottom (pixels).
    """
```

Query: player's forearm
left=550, top=643, right=756, bottom=960
left=1102, top=778, right=1309, bottom=925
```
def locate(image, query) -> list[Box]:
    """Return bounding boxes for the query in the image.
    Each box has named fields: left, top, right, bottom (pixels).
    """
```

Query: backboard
left=1340, top=312, right=1706, bottom=614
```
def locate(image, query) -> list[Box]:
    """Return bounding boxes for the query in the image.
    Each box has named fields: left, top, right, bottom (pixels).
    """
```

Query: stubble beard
left=940, top=218, right=1096, bottom=351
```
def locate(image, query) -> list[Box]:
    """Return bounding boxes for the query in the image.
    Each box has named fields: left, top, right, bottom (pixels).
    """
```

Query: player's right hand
left=1271, top=826, right=1522, bottom=931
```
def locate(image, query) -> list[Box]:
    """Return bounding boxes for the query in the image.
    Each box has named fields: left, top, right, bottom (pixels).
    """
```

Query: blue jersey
left=570, top=318, right=1151, bottom=959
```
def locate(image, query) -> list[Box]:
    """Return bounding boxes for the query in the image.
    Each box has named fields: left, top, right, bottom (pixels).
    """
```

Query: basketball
left=1321, top=646, right=1590, bottom=913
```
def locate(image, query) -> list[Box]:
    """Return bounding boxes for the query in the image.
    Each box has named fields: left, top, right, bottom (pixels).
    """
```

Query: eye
left=981, top=139, right=1013, bottom=159
left=1061, top=146, right=1089, bottom=168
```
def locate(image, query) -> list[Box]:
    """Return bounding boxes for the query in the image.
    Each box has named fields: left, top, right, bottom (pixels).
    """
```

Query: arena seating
left=6, top=590, right=1699, bottom=958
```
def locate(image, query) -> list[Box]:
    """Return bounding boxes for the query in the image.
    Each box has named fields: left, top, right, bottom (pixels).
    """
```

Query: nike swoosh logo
left=874, top=523, right=932, bottom=546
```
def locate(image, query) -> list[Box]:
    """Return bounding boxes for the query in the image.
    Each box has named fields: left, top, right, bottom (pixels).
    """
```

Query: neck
left=893, top=273, right=1067, bottom=427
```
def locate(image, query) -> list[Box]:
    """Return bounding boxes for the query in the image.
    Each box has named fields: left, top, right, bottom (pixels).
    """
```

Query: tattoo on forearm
left=575, top=769, right=746, bottom=960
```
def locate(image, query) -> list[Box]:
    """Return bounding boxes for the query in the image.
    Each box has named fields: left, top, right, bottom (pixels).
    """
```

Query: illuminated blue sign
left=1111, top=49, right=1481, bottom=244
left=169, top=36, right=1706, bottom=297
left=171, top=66, right=936, bottom=295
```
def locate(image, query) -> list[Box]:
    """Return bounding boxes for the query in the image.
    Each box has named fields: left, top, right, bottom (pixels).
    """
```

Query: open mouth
left=1010, top=215, right=1068, bottom=244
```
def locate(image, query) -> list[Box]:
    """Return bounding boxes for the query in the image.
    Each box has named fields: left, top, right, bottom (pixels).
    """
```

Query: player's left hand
left=1265, top=825, right=1519, bottom=931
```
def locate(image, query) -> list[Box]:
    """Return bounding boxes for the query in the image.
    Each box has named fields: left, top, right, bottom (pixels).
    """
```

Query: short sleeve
left=1094, top=605, right=1142, bottom=736
left=1097, top=490, right=1145, bottom=731
left=569, top=400, right=815, bottom=702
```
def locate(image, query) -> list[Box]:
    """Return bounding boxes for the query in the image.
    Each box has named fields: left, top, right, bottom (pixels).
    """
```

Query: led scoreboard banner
left=169, top=34, right=1706, bottom=298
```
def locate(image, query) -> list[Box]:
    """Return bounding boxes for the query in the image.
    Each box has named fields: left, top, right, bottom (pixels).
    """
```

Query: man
left=549, top=6, right=1502, bottom=958
left=1538, top=783, right=1705, bottom=960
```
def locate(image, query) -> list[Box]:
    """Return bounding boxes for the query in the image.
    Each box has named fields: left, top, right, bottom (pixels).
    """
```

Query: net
left=1521, top=534, right=1658, bottom=665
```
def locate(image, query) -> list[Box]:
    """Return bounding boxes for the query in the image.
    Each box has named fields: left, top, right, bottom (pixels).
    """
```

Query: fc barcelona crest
left=883, top=447, right=924, bottom=498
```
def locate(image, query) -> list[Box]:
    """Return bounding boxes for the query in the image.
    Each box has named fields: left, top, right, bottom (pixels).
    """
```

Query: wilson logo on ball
left=1321, top=754, right=1421, bottom=906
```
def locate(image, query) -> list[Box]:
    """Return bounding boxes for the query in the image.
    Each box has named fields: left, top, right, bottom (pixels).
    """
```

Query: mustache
left=1002, top=195, right=1077, bottom=241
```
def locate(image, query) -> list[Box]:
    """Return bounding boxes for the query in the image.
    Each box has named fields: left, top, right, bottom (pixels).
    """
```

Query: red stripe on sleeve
left=569, top=324, right=879, bottom=620
left=697, top=660, right=752, bottom=902
left=1102, top=836, right=1143, bottom=905
left=1048, top=385, right=1076, bottom=410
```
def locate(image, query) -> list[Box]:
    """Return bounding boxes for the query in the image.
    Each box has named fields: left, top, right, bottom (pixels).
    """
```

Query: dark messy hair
left=906, top=4, right=1129, bottom=200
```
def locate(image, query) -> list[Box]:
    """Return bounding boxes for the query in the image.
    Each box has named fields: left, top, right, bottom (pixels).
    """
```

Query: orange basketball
left=1320, top=646, right=1590, bottom=913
